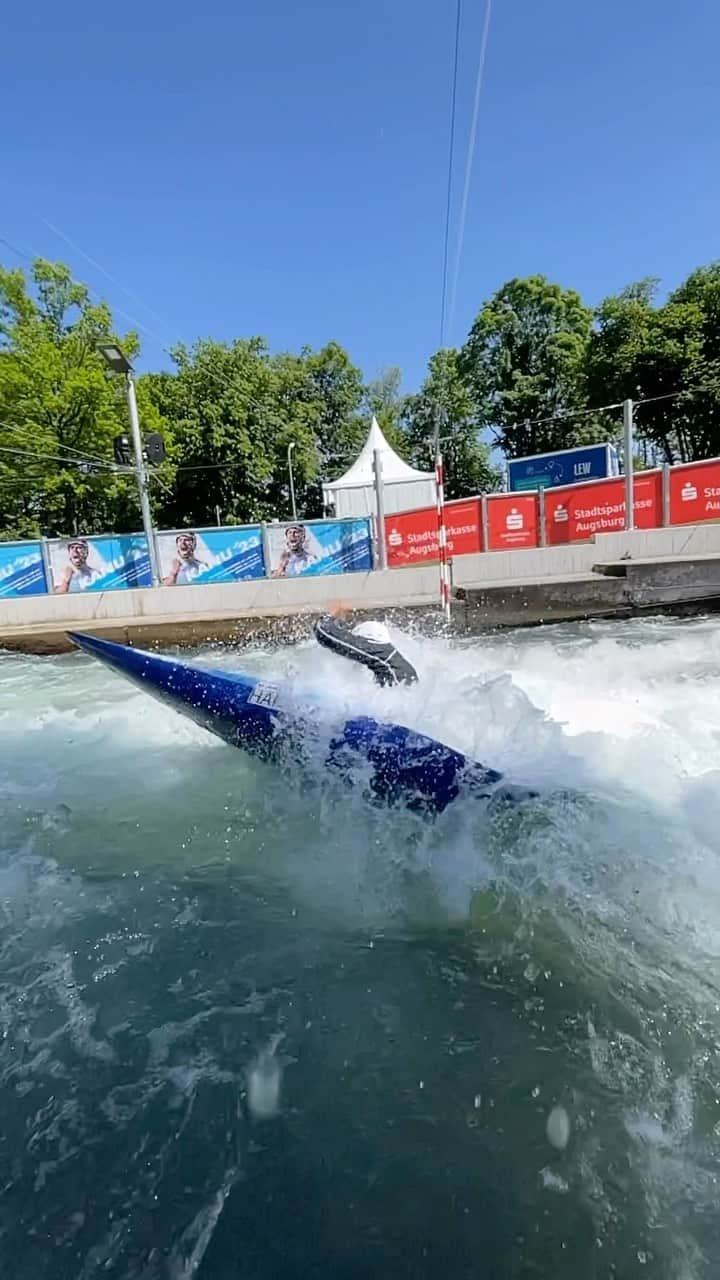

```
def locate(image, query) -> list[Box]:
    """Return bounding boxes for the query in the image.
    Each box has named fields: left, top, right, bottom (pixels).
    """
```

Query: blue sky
left=2, top=0, right=718, bottom=390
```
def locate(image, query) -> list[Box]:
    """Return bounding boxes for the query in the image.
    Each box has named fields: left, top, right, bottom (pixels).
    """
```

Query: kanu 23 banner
left=157, top=528, right=264, bottom=586
left=49, top=535, right=152, bottom=593
left=0, top=542, right=48, bottom=597
left=266, top=520, right=372, bottom=578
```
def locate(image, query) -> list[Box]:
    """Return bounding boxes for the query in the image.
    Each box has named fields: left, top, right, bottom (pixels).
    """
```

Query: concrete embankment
left=3, top=523, right=720, bottom=653
left=452, top=525, right=720, bottom=630
left=0, top=565, right=441, bottom=653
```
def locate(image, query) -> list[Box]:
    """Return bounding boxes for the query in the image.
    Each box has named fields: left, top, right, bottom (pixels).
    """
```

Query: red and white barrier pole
left=435, top=450, right=451, bottom=622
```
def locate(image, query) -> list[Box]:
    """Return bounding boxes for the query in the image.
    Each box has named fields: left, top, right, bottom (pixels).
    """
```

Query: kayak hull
left=69, top=630, right=282, bottom=760
left=68, top=632, right=511, bottom=814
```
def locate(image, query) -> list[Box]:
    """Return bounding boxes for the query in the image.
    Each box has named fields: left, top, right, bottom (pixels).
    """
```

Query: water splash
left=4, top=617, right=720, bottom=1275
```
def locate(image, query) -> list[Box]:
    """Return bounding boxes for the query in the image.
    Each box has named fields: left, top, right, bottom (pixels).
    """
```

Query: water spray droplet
left=546, top=1105, right=571, bottom=1150
left=247, top=1037, right=283, bottom=1120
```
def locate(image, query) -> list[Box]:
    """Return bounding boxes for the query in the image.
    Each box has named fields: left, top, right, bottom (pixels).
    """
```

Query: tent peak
left=327, top=416, right=433, bottom=488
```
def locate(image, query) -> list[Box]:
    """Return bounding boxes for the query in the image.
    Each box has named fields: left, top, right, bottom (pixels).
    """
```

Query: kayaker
left=315, top=606, right=418, bottom=688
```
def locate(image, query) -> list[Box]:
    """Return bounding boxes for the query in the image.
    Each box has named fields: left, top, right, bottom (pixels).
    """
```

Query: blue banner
left=508, top=444, right=619, bottom=491
left=267, top=519, right=372, bottom=578
left=49, top=535, right=152, bottom=593
left=157, top=528, right=264, bottom=586
left=0, top=542, right=48, bottom=598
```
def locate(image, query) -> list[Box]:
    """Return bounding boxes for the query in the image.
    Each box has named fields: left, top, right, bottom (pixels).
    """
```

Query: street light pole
left=287, top=442, right=298, bottom=521
left=99, top=342, right=160, bottom=585
left=125, top=373, right=161, bottom=583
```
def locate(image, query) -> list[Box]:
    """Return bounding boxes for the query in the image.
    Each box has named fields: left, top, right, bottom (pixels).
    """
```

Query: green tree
left=272, top=341, right=367, bottom=505
left=459, top=275, right=597, bottom=458
left=364, top=366, right=405, bottom=451
left=402, top=348, right=500, bottom=497
left=146, top=338, right=296, bottom=528
left=667, top=264, right=720, bottom=459
left=0, top=258, right=147, bottom=538
left=144, top=338, right=367, bottom=527
left=671, top=263, right=720, bottom=361
left=588, top=279, right=710, bottom=463
left=301, top=341, right=366, bottom=480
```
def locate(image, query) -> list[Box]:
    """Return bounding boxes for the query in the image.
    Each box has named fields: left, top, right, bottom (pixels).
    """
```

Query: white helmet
left=352, top=620, right=391, bottom=646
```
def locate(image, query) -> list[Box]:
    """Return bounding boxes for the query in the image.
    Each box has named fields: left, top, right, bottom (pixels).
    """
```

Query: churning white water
left=2, top=615, right=720, bottom=1278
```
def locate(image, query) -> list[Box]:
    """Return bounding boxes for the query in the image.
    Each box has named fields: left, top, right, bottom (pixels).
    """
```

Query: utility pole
left=287, top=442, right=298, bottom=521
left=623, top=398, right=634, bottom=531
left=373, top=448, right=388, bottom=569
left=99, top=343, right=161, bottom=585
left=125, top=372, right=161, bottom=583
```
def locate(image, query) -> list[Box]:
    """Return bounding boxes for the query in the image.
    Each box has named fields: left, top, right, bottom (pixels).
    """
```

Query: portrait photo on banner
left=49, top=535, right=152, bottom=593
left=50, top=537, right=108, bottom=594
left=267, top=523, right=322, bottom=578
left=158, top=530, right=213, bottom=586
left=156, top=528, right=264, bottom=586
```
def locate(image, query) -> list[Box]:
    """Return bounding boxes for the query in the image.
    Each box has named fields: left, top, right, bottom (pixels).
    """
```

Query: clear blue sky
left=2, top=0, right=718, bottom=389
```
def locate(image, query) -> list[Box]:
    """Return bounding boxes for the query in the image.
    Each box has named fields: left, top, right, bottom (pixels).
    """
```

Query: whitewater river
left=2, top=616, right=720, bottom=1278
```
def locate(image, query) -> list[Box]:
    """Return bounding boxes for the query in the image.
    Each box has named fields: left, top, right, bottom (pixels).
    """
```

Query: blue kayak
left=68, top=632, right=523, bottom=816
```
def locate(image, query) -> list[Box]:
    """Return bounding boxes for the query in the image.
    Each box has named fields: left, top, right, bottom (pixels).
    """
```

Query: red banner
left=385, top=498, right=482, bottom=567
left=669, top=461, right=720, bottom=526
left=382, top=458, right=720, bottom=568
left=544, top=472, right=662, bottom=545
left=486, top=493, right=538, bottom=550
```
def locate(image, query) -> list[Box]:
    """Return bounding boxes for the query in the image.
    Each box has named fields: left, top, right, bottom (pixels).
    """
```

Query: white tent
left=322, top=417, right=436, bottom=519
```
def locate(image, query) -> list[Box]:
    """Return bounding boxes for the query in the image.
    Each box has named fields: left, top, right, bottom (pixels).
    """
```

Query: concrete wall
left=452, top=522, right=720, bottom=587
left=0, top=564, right=440, bottom=637
left=4, top=519, right=720, bottom=652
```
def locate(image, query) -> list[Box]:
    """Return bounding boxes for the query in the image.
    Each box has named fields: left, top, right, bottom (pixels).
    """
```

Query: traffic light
left=144, top=432, right=166, bottom=463
left=113, top=433, right=132, bottom=466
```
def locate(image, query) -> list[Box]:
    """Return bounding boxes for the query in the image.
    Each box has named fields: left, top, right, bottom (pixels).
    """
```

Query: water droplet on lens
left=247, top=1045, right=282, bottom=1120
left=546, top=1105, right=571, bottom=1150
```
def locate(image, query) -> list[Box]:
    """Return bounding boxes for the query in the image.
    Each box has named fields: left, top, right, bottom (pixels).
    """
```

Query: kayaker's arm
left=314, top=615, right=418, bottom=688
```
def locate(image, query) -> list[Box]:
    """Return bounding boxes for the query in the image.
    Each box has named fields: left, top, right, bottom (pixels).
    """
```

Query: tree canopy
left=0, top=259, right=152, bottom=539
left=459, top=275, right=597, bottom=458
left=402, top=349, right=500, bottom=498
left=587, top=269, right=720, bottom=463
left=2, top=254, right=720, bottom=541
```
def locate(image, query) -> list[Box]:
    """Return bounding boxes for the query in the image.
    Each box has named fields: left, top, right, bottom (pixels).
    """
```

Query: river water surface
left=2, top=617, right=720, bottom=1278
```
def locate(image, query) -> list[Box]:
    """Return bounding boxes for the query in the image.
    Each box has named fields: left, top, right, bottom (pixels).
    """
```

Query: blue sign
left=508, top=444, right=619, bottom=492
left=157, top=527, right=264, bottom=586
left=49, top=535, right=152, bottom=593
left=0, top=542, right=48, bottom=597
left=268, top=519, right=372, bottom=578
